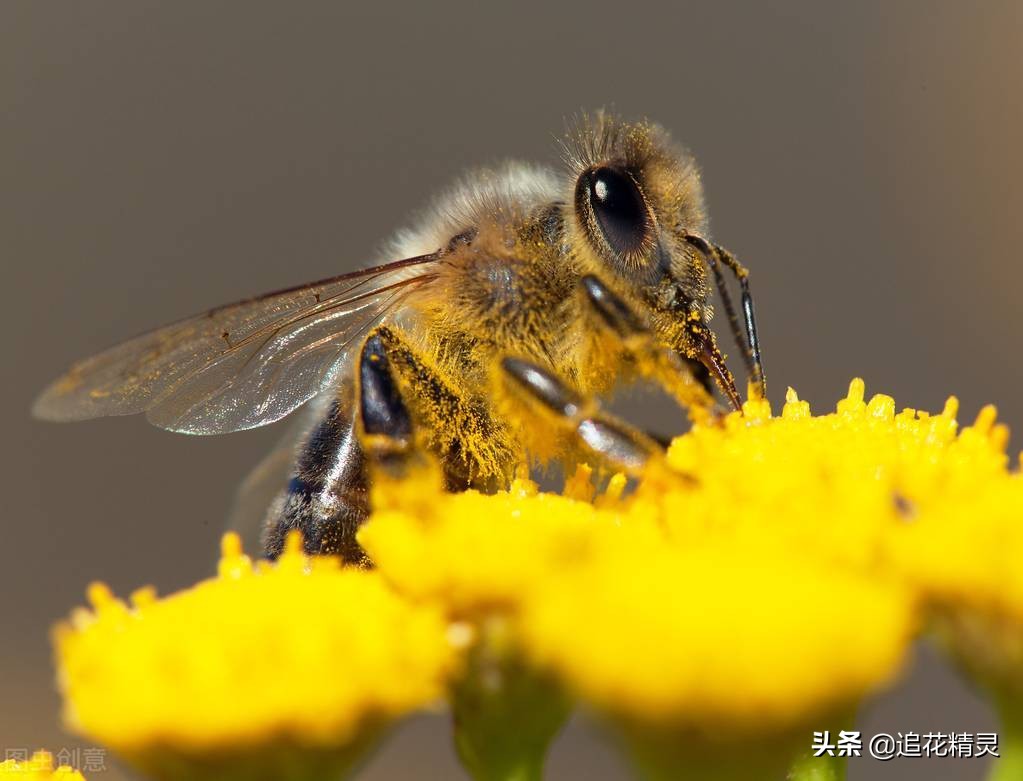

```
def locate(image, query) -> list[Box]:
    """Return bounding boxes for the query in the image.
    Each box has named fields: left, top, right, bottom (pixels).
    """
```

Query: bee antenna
left=683, top=234, right=766, bottom=399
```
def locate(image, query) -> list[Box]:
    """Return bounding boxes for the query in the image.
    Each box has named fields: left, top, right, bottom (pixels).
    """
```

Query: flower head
left=887, top=471, right=1023, bottom=703
left=517, top=534, right=914, bottom=732
left=359, top=472, right=615, bottom=618
left=656, top=381, right=1008, bottom=570
left=54, top=532, right=457, bottom=781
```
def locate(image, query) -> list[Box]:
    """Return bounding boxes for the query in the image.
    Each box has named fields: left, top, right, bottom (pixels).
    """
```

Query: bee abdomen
left=262, top=397, right=370, bottom=565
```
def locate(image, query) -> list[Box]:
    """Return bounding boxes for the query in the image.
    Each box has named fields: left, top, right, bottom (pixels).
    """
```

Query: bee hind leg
left=357, top=325, right=515, bottom=492
left=357, top=330, right=419, bottom=477
left=501, top=357, right=663, bottom=477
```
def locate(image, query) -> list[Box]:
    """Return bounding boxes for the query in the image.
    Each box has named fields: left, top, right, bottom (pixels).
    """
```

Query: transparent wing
left=33, top=254, right=441, bottom=434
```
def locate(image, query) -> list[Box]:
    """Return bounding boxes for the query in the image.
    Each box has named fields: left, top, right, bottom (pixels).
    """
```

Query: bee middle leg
left=363, top=324, right=667, bottom=479
left=501, top=357, right=663, bottom=476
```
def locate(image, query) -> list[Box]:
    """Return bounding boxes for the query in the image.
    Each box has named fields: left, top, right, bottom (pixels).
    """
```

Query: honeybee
left=33, top=113, right=764, bottom=564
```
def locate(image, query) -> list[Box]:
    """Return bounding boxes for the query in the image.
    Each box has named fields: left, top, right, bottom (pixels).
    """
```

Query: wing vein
left=34, top=253, right=447, bottom=434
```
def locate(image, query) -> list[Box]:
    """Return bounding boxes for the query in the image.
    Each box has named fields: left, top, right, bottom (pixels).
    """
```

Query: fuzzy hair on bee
left=33, top=111, right=765, bottom=564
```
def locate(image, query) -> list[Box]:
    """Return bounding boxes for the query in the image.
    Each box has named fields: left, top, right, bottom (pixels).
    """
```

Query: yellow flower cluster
left=886, top=440, right=1023, bottom=703
left=359, top=475, right=611, bottom=617
left=359, top=380, right=1020, bottom=776
left=51, top=379, right=1023, bottom=781
left=54, top=533, right=456, bottom=781
left=0, top=753, right=84, bottom=781
left=659, top=383, right=1005, bottom=570
left=361, top=382, right=956, bottom=736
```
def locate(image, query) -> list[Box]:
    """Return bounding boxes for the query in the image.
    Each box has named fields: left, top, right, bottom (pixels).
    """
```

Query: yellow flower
left=54, top=532, right=457, bottom=781
left=360, top=472, right=594, bottom=779
left=517, top=535, right=913, bottom=731
left=46, top=378, right=1023, bottom=781
left=888, top=473, right=1023, bottom=703
left=364, top=380, right=1007, bottom=616
left=513, top=530, right=914, bottom=781
left=0, top=752, right=84, bottom=781
left=656, top=380, right=1007, bottom=571
left=889, top=473, right=1023, bottom=621
left=360, top=470, right=619, bottom=618
left=358, top=379, right=1016, bottom=780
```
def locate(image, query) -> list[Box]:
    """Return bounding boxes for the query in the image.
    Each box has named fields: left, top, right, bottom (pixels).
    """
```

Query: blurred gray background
left=2, top=2, right=1021, bottom=779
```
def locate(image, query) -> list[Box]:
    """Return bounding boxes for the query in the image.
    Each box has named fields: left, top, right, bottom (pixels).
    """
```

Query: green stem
left=617, top=723, right=800, bottom=781
left=988, top=699, right=1023, bottom=781
left=787, top=748, right=846, bottom=781
left=785, top=711, right=857, bottom=781
left=450, top=630, right=570, bottom=781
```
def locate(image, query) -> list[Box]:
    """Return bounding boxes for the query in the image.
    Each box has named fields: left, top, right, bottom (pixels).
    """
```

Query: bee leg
left=266, top=326, right=495, bottom=565
left=501, top=357, right=662, bottom=476
left=358, top=325, right=516, bottom=492
left=579, top=274, right=740, bottom=413
left=265, top=329, right=424, bottom=564
left=357, top=329, right=418, bottom=477
left=683, top=235, right=766, bottom=398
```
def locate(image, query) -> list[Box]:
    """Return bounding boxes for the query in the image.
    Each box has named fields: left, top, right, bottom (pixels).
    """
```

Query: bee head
left=565, top=113, right=763, bottom=408
left=565, top=112, right=711, bottom=318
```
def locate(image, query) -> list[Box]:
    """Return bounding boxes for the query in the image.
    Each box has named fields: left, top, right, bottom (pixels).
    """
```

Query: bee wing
left=33, top=254, right=441, bottom=435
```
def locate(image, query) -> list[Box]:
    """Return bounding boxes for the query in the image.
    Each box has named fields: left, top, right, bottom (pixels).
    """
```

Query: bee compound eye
left=584, top=167, right=651, bottom=257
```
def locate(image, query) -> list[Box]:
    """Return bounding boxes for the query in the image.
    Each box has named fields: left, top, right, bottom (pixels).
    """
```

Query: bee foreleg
left=500, top=356, right=662, bottom=476
left=683, top=236, right=766, bottom=399
left=579, top=274, right=733, bottom=415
